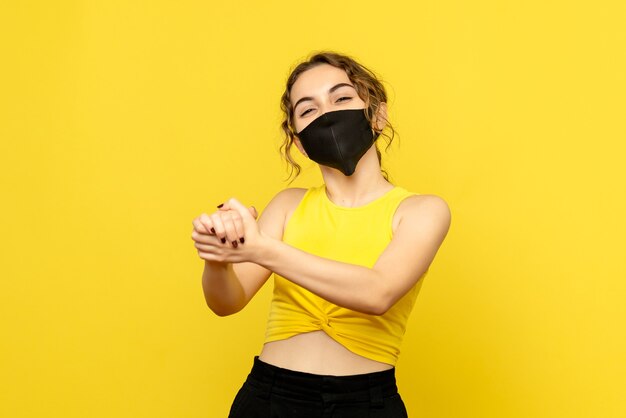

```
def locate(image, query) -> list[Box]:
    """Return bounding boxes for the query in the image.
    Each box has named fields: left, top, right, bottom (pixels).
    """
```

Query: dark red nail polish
left=210, top=227, right=216, bottom=234
left=232, top=240, right=238, bottom=248
left=239, top=237, right=245, bottom=244
left=220, top=237, right=226, bottom=244
left=217, top=203, right=224, bottom=208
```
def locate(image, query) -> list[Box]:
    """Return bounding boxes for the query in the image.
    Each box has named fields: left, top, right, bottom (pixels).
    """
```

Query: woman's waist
left=244, top=356, right=399, bottom=403
left=258, top=330, right=394, bottom=375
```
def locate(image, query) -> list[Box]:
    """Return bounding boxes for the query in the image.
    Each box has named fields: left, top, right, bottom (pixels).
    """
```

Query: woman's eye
left=299, top=98, right=351, bottom=117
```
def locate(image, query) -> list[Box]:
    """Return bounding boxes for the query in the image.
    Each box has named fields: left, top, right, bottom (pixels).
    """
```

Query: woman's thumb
left=249, top=206, right=258, bottom=219
left=226, top=197, right=254, bottom=221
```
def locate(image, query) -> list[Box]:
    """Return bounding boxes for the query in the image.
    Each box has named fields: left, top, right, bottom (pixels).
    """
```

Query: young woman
left=191, top=51, right=451, bottom=417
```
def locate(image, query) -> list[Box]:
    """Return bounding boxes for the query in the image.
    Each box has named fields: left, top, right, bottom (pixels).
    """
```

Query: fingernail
left=220, top=237, right=226, bottom=244
left=210, top=227, right=216, bottom=234
left=217, top=203, right=224, bottom=208
left=239, top=237, right=245, bottom=244
left=232, top=240, right=238, bottom=248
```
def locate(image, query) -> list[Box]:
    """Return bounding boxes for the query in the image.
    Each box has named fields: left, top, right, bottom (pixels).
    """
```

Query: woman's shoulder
left=394, top=192, right=451, bottom=234
left=398, top=190, right=448, bottom=204
left=271, top=186, right=310, bottom=204
left=259, top=187, right=310, bottom=236
left=262, top=187, right=309, bottom=219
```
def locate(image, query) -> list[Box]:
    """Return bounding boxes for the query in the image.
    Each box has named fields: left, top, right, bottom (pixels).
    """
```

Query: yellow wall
left=1, top=1, right=624, bottom=417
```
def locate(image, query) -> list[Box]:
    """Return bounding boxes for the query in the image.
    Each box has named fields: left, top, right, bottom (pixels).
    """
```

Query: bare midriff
left=258, top=330, right=393, bottom=375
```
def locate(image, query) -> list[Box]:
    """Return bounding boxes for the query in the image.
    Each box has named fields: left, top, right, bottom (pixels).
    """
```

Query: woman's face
left=290, top=63, right=367, bottom=135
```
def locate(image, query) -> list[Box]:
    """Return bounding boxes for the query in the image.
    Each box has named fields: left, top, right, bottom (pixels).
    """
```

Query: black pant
left=228, top=356, right=409, bottom=418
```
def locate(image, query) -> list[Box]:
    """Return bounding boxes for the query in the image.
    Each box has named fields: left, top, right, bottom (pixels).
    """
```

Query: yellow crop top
left=263, top=183, right=428, bottom=366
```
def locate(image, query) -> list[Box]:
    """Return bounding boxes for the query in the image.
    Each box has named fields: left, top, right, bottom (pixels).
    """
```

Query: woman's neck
left=322, top=172, right=393, bottom=208
left=319, top=143, right=394, bottom=207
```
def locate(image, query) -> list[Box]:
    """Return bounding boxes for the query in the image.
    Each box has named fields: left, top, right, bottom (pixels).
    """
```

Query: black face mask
left=296, top=108, right=380, bottom=176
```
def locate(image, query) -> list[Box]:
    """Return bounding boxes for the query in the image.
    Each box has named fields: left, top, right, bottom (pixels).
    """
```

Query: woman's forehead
left=291, top=65, right=351, bottom=101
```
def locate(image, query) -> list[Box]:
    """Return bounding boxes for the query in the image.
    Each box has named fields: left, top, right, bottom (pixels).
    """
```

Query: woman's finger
left=196, top=248, right=225, bottom=263
left=191, top=218, right=208, bottom=234
left=209, top=212, right=229, bottom=245
left=226, top=197, right=255, bottom=224
left=191, top=228, right=220, bottom=246
left=199, top=213, right=215, bottom=234
left=219, top=210, right=243, bottom=248
left=219, top=201, right=257, bottom=220
left=194, top=240, right=219, bottom=253
left=230, top=210, right=246, bottom=246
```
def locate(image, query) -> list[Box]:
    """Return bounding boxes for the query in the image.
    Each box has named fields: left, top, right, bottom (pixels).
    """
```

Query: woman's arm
left=201, top=261, right=247, bottom=316
left=252, top=195, right=451, bottom=315
left=198, top=189, right=298, bottom=316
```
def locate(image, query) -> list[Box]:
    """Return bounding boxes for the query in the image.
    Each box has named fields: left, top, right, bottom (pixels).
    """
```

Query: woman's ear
left=374, top=102, right=388, bottom=131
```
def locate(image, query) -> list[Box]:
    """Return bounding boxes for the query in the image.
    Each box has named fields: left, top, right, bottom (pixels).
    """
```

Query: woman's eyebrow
left=293, top=83, right=356, bottom=111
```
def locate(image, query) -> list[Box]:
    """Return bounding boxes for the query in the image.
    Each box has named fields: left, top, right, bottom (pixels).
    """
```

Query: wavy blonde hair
left=279, top=51, right=396, bottom=184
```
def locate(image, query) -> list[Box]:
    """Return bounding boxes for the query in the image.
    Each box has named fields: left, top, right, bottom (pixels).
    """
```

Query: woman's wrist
left=249, top=231, right=275, bottom=265
left=203, top=259, right=229, bottom=280
left=204, top=258, right=227, bottom=269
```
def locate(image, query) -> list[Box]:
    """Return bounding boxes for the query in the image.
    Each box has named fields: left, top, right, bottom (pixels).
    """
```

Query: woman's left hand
left=194, top=197, right=266, bottom=264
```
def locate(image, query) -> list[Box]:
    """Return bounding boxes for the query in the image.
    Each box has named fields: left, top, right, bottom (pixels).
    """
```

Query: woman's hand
left=191, top=197, right=264, bottom=264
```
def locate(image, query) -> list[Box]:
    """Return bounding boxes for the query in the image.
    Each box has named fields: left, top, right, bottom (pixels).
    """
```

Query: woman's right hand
left=191, top=205, right=259, bottom=262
